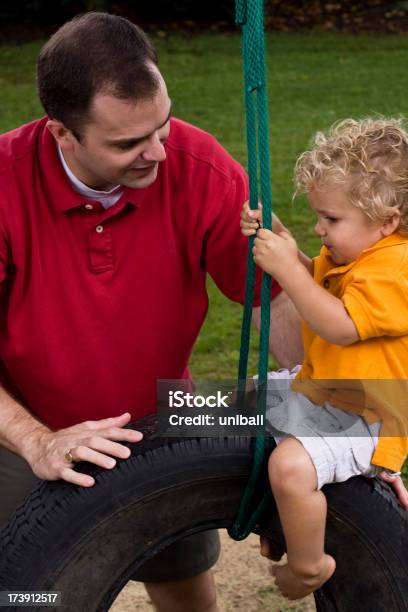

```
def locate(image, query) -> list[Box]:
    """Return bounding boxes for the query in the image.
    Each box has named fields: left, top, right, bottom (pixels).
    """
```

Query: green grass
left=1, top=31, right=408, bottom=479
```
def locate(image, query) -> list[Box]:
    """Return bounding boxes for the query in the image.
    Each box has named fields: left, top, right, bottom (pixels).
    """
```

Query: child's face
left=309, top=188, right=385, bottom=265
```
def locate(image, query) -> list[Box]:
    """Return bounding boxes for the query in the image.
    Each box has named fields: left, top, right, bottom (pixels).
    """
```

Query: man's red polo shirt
left=0, top=117, right=279, bottom=430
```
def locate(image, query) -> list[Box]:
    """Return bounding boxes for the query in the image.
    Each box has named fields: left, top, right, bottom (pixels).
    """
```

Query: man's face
left=58, top=70, right=172, bottom=190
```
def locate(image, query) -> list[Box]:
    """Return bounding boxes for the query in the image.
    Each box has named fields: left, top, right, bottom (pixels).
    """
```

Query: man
left=0, top=11, right=302, bottom=612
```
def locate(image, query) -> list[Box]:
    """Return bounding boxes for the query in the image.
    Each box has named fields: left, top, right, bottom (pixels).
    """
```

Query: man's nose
left=142, top=133, right=166, bottom=163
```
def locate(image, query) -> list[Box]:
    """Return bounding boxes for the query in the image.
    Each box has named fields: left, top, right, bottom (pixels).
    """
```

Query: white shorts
left=258, top=367, right=382, bottom=490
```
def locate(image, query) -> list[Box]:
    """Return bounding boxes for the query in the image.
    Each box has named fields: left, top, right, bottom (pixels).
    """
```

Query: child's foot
left=271, top=554, right=336, bottom=600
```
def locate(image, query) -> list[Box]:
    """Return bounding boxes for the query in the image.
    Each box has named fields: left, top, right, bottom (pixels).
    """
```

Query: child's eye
left=325, top=216, right=338, bottom=223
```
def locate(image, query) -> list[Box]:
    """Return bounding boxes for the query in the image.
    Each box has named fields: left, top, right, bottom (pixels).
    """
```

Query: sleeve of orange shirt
left=342, top=248, right=408, bottom=340
left=371, top=436, right=408, bottom=472
left=341, top=245, right=408, bottom=471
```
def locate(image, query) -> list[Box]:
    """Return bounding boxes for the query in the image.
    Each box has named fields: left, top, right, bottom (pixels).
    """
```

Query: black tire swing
left=0, top=417, right=407, bottom=612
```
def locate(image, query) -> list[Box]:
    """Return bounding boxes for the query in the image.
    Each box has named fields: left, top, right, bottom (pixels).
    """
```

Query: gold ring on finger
left=64, top=449, right=74, bottom=463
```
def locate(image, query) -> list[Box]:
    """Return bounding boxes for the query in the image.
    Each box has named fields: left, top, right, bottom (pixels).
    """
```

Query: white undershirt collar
left=58, top=145, right=123, bottom=209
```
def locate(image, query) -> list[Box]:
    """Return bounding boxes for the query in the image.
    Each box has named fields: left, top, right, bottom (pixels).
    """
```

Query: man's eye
left=117, top=142, right=138, bottom=150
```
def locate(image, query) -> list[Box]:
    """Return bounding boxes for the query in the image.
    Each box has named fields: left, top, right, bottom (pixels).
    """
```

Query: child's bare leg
left=268, top=437, right=336, bottom=599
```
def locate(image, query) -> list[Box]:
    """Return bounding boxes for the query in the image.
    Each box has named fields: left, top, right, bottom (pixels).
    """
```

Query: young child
left=241, top=118, right=408, bottom=600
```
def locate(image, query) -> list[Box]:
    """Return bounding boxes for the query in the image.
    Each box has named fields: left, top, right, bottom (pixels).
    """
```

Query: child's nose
left=314, top=221, right=325, bottom=236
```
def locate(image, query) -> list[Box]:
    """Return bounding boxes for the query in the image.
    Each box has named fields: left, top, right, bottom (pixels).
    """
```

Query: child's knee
left=268, top=439, right=316, bottom=492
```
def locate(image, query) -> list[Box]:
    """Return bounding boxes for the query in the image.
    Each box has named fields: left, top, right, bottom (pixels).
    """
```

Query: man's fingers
left=242, top=202, right=263, bottom=221
left=60, top=466, right=95, bottom=488
left=83, top=436, right=134, bottom=457
left=87, top=412, right=132, bottom=430
left=240, top=202, right=263, bottom=238
left=97, top=427, right=143, bottom=444
left=69, top=446, right=121, bottom=469
left=75, top=414, right=143, bottom=441
left=70, top=430, right=142, bottom=461
left=58, top=432, right=143, bottom=481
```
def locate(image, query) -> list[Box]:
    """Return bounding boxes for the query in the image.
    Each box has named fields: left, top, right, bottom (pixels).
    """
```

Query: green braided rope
left=228, top=0, right=273, bottom=541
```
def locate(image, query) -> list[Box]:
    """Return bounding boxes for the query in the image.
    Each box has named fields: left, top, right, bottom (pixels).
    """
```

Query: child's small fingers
left=256, top=228, right=273, bottom=239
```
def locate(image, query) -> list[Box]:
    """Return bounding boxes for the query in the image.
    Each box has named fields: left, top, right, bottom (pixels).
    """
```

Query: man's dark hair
left=37, top=12, right=159, bottom=141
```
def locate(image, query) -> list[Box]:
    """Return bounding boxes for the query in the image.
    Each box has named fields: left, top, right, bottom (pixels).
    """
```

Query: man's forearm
left=0, top=388, right=142, bottom=485
left=252, top=292, right=304, bottom=369
left=0, top=387, right=49, bottom=458
left=277, top=264, right=358, bottom=345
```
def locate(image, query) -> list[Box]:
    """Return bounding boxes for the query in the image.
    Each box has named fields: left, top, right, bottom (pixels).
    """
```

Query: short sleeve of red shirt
left=0, top=209, right=9, bottom=286
left=165, top=119, right=279, bottom=307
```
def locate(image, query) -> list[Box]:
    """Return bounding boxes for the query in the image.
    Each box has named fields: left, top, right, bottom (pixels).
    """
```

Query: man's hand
left=22, top=412, right=143, bottom=487
left=380, top=471, right=408, bottom=510
left=253, top=229, right=299, bottom=280
left=240, top=201, right=287, bottom=237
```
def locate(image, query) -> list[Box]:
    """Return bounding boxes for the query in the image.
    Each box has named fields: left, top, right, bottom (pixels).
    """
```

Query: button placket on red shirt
left=83, top=200, right=136, bottom=273
left=82, top=202, right=116, bottom=273
left=89, top=222, right=114, bottom=272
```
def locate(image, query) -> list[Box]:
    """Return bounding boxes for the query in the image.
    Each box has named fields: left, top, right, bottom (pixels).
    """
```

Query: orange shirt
left=292, top=233, right=408, bottom=471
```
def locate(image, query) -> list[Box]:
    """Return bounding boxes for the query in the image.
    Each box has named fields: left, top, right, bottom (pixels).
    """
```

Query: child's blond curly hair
left=294, top=117, right=408, bottom=235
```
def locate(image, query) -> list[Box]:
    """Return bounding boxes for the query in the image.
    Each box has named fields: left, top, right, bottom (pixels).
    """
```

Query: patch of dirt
left=110, top=530, right=316, bottom=611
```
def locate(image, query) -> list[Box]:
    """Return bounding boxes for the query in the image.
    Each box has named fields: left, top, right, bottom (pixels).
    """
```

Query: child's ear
left=380, top=211, right=401, bottom=236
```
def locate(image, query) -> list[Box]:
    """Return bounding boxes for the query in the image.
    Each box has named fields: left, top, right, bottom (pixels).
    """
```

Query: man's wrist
left=18, top=422, right=50, bottom=464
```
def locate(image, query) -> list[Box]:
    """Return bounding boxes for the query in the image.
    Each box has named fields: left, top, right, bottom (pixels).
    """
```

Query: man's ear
left=380, top=210, right=401, bottom=236
left=46, top=120, right=77, bottom=151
